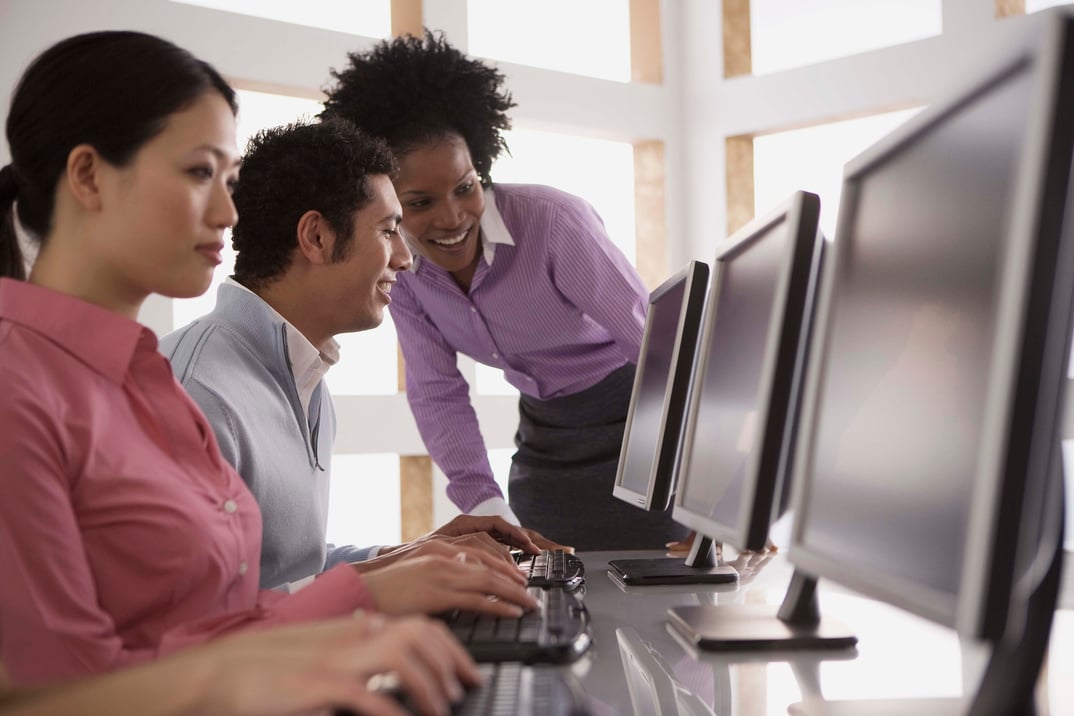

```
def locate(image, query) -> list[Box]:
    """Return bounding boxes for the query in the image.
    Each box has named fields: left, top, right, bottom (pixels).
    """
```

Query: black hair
left=230, top=117, right=395, bottom=290
left=320, top=30, right=515, bottom=185
left=0, top=31, right=237, bottom=279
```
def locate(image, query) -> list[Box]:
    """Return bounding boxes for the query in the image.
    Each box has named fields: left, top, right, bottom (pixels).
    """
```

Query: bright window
left=1026, top=0, right=1073, bottom=12
left=752, top=108, right=923, bottom=241
left=467, top=0, right=631, bottom=82
left=326, top=454, right=401, bottom=547
left=750, top=0, right=942, bottom=75
left=168, top=0, right=390, bottom=37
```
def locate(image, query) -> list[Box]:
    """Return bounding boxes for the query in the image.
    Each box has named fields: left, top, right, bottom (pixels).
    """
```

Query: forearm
left=0, top=657, right=206, bottom=716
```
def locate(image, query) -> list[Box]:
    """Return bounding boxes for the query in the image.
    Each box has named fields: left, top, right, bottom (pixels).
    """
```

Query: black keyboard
left=451, top=663, right=590, bottom=716
left=440, top=586, right=592, bottom=664
left=515, top=549, right=586, bottom=591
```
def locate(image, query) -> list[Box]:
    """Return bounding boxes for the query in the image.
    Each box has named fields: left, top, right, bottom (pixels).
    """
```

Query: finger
left=527, top=530, right=573, bottom=553
left=452, top=533, right=520, bottom=569
left=426, top=621, right=484, bottom=687
left=452, top=543, right=527, bottom=583
left=335, top=686, right=411, bottom=716
left=448, top=570, right=539, bottom=612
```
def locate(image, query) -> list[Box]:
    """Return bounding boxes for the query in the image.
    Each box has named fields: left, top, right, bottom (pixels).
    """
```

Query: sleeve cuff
left=468, top=496, right=521, bottom=526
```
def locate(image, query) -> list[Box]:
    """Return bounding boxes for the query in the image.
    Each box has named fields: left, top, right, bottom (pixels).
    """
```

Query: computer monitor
left=614, top=260, right=709, bottom=512
left=672, top=191, right=824, bottom=553
left=610, top=191, right=823, bottom=588
left=785, top=11, right=1074, bottom=713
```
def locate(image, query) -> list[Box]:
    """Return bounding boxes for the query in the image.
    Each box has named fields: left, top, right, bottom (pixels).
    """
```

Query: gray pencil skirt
left=507, top=363, right=689, bottom=551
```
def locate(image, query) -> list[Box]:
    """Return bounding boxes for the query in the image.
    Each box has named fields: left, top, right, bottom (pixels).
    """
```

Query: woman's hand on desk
left=358, top=552, right=539, bottom=618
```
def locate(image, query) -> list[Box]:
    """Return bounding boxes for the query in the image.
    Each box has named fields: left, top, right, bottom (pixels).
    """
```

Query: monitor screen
left=674, top=192, right=823, bottom=551
left=790, top=12, right=1074, bottom=640
left=614, top=261, right=709, bottom=511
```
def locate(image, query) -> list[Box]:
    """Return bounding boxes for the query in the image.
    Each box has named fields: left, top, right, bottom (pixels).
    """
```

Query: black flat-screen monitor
left=610, top=192, right=822, bottom=588
left=785, top=11, right=1074, bottom=713
left=614, top=260, right=709, bottom=512
left=672, top=191, right=824, bottom=553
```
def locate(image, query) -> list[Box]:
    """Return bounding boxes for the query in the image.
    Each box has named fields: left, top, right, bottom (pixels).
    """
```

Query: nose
left=391, top=231, right=413, bottom=272
left=210, top=180, right=238, bottom=229
left=431, top=195, right=465, bottom=229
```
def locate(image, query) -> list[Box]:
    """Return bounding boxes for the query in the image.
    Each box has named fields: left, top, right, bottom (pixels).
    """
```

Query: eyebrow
left=194, top=145, right=242, bottom=167
left=397, top=169, right=476, bottom=197
left=381, top=212, right=403, bottom=225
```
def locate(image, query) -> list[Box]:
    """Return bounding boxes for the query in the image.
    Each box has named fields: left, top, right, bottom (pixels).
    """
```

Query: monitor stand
left=666, top=569, right=856, bottom=651
left=792, top=464, right=1065, bottom=716
left=607, top=533, right=738, bottom=586
left=967, top=466, right=1064, bottom=716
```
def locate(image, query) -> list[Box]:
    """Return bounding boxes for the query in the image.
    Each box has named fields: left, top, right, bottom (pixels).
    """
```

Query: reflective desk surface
left=565, top=550, right=1074, bottom=715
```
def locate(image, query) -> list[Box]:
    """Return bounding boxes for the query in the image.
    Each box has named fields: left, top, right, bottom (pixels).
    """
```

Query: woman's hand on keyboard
left=426, top=514, right=543, bottom=554
left=355, top=534, right=526, bottom=573
left=518, top=526, right=574, bottom=554
left=359, top=553, right=541, bottom=618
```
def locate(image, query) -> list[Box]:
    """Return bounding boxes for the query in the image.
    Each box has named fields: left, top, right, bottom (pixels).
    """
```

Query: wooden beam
left=722, top=0, right=752, bottom=78
left=391, top=0, right=423, bottom=38
left=995, top=0, right=1026, bottom=19
left=400, top=455, right=434, bottom=541
left=630, top=0, right=663, bottom=84
left=634, top=140, right=668, bottom=289
left=725, top=135, right=755, bottom=236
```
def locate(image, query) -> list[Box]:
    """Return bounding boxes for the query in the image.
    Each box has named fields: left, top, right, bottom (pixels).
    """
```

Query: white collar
left=225, top=277, right=338, bottom=418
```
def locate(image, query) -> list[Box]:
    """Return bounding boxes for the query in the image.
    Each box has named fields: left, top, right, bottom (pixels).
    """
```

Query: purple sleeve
left=388, top=285, right=505, bottom=512
left=547, top=195, right=647, bottom=364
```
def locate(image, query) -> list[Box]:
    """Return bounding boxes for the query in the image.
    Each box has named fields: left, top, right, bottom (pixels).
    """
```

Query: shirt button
left=471, top=307, right=477, bottom=313
left=491, top=353, right=499, bottom=359
left=223, top=499, right=238, bottom=514
left=527, top=376, right=534, bottom=382
left=238, top=561, right=248, bottom=575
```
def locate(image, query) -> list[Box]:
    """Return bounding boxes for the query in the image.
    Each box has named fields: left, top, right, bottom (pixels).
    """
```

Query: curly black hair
left=320, top=30, right=515, bottom=185
left=231, top=117, right=394, bottom=290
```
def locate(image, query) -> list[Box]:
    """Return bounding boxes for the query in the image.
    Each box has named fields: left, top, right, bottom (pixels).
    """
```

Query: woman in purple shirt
left=322, top=32, right=689, bottom=550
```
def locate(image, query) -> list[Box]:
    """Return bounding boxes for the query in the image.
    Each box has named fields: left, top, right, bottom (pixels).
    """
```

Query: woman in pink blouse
left=0, top=31, right=526, bottom=704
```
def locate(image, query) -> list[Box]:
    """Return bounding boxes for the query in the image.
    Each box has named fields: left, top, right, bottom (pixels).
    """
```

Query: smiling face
left=392, top=133, right=485, bottom=288
left=96, top=91, right=240, bottom=302
left=321, top=173, right=410, bottom=334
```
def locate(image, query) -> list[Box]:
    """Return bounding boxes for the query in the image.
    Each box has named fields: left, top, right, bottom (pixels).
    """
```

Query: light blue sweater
left=160, top=283, right=373, bottom=589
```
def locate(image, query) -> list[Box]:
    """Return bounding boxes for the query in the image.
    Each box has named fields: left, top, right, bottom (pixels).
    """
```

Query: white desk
left=565, top=550, right=1074, bottom=715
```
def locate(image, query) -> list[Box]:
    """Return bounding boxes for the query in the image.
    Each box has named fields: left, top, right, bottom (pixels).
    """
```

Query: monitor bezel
left=613, top=260, right=710, bottom=511
left=672, top=190, right=822, bottom=551
left=787, top=13, right=1074, bottom=639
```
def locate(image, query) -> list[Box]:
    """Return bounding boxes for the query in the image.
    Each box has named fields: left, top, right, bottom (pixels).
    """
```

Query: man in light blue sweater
left=161, top=119, right=545, bottom=615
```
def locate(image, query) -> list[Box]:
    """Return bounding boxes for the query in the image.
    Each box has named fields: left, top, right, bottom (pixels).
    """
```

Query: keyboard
left=515, top=549, right=586, bottom=591
left=452, top=663, right=590, bottom=716
left=440, top=586, right=592, bottom=664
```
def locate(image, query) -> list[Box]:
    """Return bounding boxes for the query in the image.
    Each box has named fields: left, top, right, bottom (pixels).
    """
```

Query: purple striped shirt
left=389, top=183, right=647, bottom=511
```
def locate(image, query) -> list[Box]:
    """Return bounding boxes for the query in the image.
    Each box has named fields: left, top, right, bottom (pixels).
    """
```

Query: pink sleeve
left=156, top=564, right=376, bottom=654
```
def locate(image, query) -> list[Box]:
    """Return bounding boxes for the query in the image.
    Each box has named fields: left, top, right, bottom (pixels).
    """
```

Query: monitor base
left=608, top=557, right=739, bottom=586
left=788, top=697, right=963, bottom=716
left=666, top=603, right=857, bottom=652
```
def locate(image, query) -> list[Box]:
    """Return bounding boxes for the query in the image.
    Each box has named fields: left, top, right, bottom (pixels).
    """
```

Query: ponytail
left=0, top=164, right=24, bottom=280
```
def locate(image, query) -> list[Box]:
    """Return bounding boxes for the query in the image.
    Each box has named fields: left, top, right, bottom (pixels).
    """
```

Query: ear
left=64, top=144, right=106, bottom=212
left=295, top=210, right=335, bottom=266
